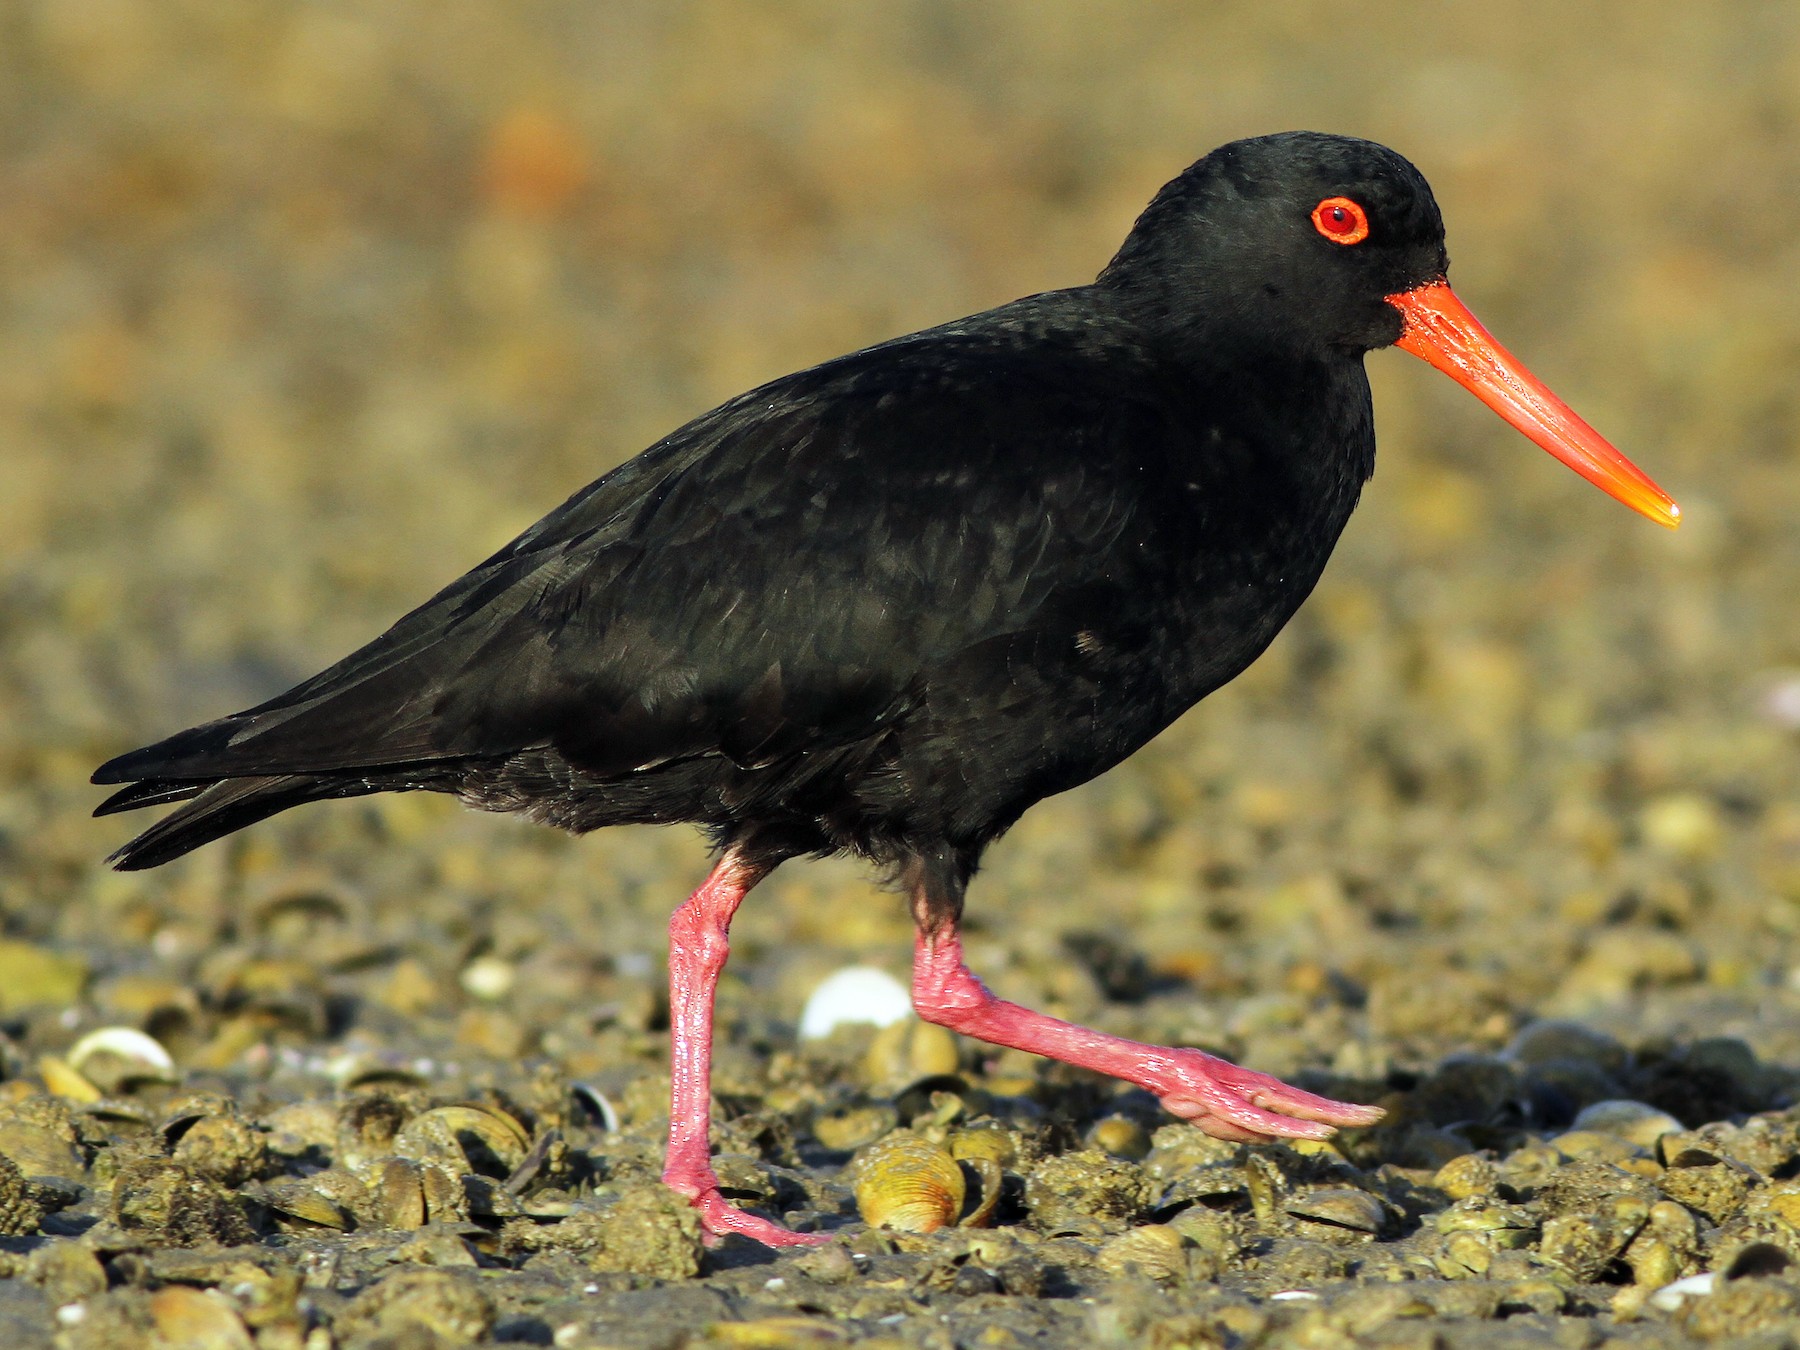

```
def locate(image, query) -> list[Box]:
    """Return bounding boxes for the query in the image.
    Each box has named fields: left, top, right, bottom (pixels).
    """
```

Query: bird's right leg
left=908, top=902, right=1382, bottom=1142
left=662, top=848, right=829, bottom=1247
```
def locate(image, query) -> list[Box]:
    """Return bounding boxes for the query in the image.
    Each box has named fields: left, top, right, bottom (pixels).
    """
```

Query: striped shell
left=852, top=1132, right=964, bottom=1233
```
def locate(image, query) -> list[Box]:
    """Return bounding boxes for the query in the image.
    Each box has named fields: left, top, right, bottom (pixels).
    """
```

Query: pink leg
left=911, top=920, right=1383, bottom=1142
left=663, top=850, right=828, bottom=1248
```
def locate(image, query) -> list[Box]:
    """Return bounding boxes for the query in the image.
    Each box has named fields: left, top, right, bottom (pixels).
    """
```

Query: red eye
left=1311, top=196, right=1370, bottom=246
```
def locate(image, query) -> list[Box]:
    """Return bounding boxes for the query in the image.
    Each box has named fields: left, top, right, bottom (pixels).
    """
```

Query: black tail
left=101, top=774, right=382, bottom=871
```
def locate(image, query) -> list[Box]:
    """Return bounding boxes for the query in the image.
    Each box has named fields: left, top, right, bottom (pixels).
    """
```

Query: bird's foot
left=680, top=1185, right=832, bottom=1248
left=1148, top=1047, right=1384, bottom=1143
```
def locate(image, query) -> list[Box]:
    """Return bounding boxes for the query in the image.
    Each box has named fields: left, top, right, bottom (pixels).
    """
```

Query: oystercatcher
left=95, top=132, right=1677, bottom=1246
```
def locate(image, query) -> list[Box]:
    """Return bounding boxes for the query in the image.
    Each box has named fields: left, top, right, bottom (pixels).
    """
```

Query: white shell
left=67, top=1027, right=175, bottom=1075
left=1648, top=1271, right=1717, bottom=1311
left=798, top=966, right=913, bottom=1040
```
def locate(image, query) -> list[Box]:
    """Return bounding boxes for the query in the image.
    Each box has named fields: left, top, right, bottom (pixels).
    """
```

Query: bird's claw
left=685, top=1187, right=832, bottom=1248
left=1152, top=1047, right=1383, bottom=1143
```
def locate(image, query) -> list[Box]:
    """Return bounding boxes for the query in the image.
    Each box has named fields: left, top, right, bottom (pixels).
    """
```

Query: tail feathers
left=94, top=779, right=208, bottom=817
left=104, top=774, right=379, bottom=871
left=92, top=719, right=242, bottom=786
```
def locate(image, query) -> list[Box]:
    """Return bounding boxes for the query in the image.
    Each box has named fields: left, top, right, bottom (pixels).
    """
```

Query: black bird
left=95, top=132, right=1677, bottom=1247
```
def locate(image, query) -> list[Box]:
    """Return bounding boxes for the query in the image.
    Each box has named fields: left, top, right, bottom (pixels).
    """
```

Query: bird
left=94, top=131, right=1678, bottom=1248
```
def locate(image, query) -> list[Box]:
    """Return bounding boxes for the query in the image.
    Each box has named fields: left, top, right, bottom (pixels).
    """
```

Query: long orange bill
left=1386, top=280, right=1679, bottom=529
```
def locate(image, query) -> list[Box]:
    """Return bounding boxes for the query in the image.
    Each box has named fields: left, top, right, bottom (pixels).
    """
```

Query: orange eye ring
left=1312, top=196, right=1370, bottom=246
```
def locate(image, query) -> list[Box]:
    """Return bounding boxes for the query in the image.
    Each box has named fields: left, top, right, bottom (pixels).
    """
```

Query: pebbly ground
left=5, top=4, right=1800, bottom=1346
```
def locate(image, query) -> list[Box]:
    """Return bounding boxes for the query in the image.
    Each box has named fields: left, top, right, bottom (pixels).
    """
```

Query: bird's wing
left=95, top=314, right=1179, bottom=788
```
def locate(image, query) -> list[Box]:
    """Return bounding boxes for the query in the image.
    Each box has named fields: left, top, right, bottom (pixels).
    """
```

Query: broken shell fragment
left=372, top=1157, right=429, bottom=1230
left=261, top=1177, right=355, bottom=1231
left=393, top=1104, right=530, bottom=1176
left=1286, top=1186, right=1391, bottom=1237
left=67, top=1027, right=178, bottom=1094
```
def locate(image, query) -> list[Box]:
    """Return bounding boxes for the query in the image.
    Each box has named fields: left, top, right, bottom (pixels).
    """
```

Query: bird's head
left=1101, top=131, right=1678, bottom=529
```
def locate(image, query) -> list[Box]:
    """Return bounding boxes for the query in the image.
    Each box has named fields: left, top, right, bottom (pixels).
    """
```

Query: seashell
left=329, top=1052, right=430, bottom=1090
left=948, top=1120, right=1019, bottom=1169
left=463, top=1175, right=522, bottom=1219
left=1244, top=1152, right=1285, bottom=1222
left=1097, top=1223, right=1189, bottom=1283
left=1156, top=1163, right=1249, bottom=1213
left=1438, top=1230, right=1492, bottom=1278
left=892, top=1074, right=974, bottom=1128
left=36, top=1056, right=101, bottom=1104
left=960, top=1157, right=1002, bottom=1230
left=372, top=1157, right=428, bottom=1230
left=503, top=1128, right=569, bottom=1196
left=1571, top=1100, right=1685, bottom=1151
left=251, top=883, right=349, bottom=937
left=1286, top=1186, right=1390, bottom=1237
left=799, top=966, right=913, bottom=1040
left=82, top=1098, right=156, bottom=1126
left=420, top=1162, right=470, bottom=1222
left=519, top=1190, right=578, bottom=1218
left=863, top=1020, right=961, bottom=1086
left=570, top=1084, right=620, bottom=1133
left=853, top=1131, right=964, bottom=1233
left=813, top=1104, right=898, bottom=1153
left=67, top=1027, right=177, bottom=1094
left=147, top=1286, right=254, bottom=1350
left=393, top=1104, right=530, bottom=1177
left=1435, top=1196, right=1540, bottom=1249
left=262, top=1177, right=355, bottom=1231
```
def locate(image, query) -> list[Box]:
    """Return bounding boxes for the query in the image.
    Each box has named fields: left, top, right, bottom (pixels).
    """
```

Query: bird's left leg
left=663, top=848, right=829, bottom=1247
left=910, top=905, right=1382, bottom=1142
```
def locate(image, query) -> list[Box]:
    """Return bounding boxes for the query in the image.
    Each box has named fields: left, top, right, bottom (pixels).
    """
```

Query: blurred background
left=4, top=0, right=1800, bottom=1096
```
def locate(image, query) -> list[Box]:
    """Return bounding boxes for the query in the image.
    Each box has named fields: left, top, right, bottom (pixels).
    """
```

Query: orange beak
left=1386, top=281, right=1679, bottom=529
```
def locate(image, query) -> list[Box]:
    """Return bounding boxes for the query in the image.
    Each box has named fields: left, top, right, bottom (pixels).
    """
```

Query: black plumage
left=96, top=134, right=1445, bottom=918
